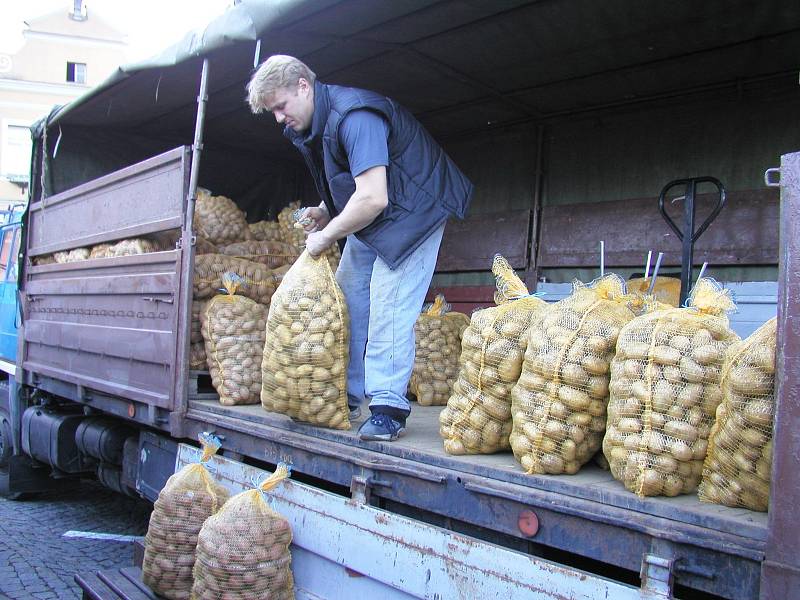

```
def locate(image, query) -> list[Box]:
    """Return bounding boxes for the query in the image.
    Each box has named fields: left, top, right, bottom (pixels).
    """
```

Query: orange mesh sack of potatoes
left=201, top=274, right=268, bottom=406
left=699, top=317, right=777, bottom=511
left=195, top=188, right=250, bottom=245
left=439, top=255, right=547, bottom=455
left=509, top=274, right=635, bottom=475
left=604, top=278, right=739, bottom=496
left=248, top=220, right=283, bottom=242
left=193, top=254, right=276, bottom=306
left=190, top=300, right=208, bottom=370
left=409, top=295, right=470, bottom=406
left=192, top=464, right=294, bottom=600
left=142, top=434, right=229, bottom=600
left=627, top=277, right=682, bottom=308
left=219, top=240, right=300, bottom=269
left=261, top=249, right=351, bottom=429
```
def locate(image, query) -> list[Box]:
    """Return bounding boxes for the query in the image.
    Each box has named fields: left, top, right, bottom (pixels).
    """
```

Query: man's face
left=266, top=78, right=314, bottom=133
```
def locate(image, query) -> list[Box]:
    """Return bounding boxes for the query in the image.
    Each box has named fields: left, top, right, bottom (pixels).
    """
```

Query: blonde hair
left=247, top=55, right=316, bottom=113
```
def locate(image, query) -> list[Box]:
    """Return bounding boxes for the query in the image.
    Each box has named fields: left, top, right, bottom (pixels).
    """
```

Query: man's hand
left=305, top=230, right=334, bottom=257
left=300, top=206, right=330, bottom=233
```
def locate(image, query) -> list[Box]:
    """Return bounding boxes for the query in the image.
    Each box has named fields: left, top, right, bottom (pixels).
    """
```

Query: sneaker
left=358, top=412, right=406, bottom=442
left=348, top=405, right=362, bottom=421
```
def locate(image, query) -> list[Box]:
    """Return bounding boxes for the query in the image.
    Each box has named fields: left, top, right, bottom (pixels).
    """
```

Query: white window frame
left=1, top=118, right=33, bottom=181
left=67, top=61, right=87, bottom=84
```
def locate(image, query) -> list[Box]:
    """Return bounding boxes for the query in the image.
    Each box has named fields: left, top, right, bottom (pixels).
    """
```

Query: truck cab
left=0, top=204, right=23, bottom=373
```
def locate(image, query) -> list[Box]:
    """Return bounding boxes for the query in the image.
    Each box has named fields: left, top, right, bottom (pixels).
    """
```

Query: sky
left=0, top=0, right=233, bottom=62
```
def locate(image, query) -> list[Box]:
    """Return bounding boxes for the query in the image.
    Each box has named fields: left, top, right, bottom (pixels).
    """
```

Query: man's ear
left=297, top=78, right=310, bottom=97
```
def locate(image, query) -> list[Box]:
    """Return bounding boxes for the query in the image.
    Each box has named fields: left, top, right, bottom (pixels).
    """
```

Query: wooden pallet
left=75, top=566, right=158, bottom=600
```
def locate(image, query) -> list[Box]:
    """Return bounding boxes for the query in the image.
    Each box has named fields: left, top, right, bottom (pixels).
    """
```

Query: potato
left=194, top=190, right=249, bottom=245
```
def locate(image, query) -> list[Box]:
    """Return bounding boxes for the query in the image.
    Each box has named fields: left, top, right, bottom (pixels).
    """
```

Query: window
left=66, top=62, right=87, bottom=84
left=2, top=228, right=20, bottom=283
left=2, top=123, right=31, bottom=180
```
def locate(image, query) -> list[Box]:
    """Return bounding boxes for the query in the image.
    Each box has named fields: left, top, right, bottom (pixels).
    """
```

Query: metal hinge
left=640, top=554, right=675, bottom=598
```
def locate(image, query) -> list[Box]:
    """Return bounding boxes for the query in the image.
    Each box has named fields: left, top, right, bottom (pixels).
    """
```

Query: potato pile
left=277, top=202, right=306, bottom=248
left=261, top=251, right=350, bottom=429
left=409, top=295, right=469, bottom=406
left=150, top=229, right=218, bottom=254
left=509, top=274, right=634, bottom=474
left=219, top=240, right=299, bottom=269
left=192, top=465, right=293, bottom=600
left=190, top=300, right=208, bottom=370
left=54, top=247, right=90, bottom=263
left=194, top=254, right=276, bottom=305
left=195, top=189, right=250, bottom=245
left=440, top=255, right=546, bottom=455
left=249, top=220, right=283, bottom=242
left=699, top=317, right=777, bottom=511
left=604, top=278, right=739, bottom=496
left=143, top=436, right=229, bottom=600
left=201, top=281, right=268, bottom=406
left=89, top=237, right=160, bottom=259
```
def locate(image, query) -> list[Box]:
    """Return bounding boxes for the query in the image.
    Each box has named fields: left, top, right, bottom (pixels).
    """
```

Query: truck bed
left=186, top=394, right=768, bottom=558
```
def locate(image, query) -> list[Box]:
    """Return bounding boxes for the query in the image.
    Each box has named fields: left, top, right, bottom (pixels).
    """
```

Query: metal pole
left=172, top=57, right=210, bottom=436
left=760, top=151, right=800, bottom=598
left=680, top=181, right=697, bottom=306
left=647, top=252, right=664, bottom=296
left=600, top=240, right=605, bottom=277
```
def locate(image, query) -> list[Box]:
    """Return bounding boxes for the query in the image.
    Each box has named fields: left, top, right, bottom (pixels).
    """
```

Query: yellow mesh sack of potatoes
left=509, top=274, right=635, bottom=475
left=248, top=220, right=284, bottom=242
left=193, top=254, right=276, bottom=305
left=192, top=464, right=293, bottom=600
left=261, top=249, right=350, bottom=429
left=195, top=188, right=250, bottom=246
left=142, top=434, right=229, bottom=600
left=439, top=255, right=547, bottom=455
left=604, top=278, right=739, bottom=496
left=190, top=300, right=208, bottom=370
left=219, top=240, right=300, bottom=269
left=699, top=317, right=776, bottom=511
left=201, top=274, right=268, bottom=406
left=409, top=295, right=470, bottom=406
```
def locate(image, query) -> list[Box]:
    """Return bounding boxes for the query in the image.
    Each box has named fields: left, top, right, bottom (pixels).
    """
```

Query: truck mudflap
left=176, top=444, right=648, bottom=600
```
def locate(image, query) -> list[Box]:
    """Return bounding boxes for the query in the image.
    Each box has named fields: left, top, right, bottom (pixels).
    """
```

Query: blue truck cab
left=0, top=204, right=22, bottom=374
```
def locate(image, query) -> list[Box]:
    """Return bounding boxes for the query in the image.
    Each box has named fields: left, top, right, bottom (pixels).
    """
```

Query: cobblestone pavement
left=0, top=480, right=152, bottom=599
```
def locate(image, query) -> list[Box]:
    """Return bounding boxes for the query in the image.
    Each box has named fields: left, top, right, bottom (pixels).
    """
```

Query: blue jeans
left=335, top=223, right=445, bottom=415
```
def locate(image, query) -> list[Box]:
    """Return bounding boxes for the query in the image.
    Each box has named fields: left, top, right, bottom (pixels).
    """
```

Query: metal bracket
left=640, top=554, right=675, bottom=598
left=350, top=474, right=393, bottom=504
left=764, top=167, right=781, bottom=187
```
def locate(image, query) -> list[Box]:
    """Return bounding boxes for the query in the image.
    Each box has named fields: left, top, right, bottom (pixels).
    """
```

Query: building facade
left=0, top=2, right=127, bottom=208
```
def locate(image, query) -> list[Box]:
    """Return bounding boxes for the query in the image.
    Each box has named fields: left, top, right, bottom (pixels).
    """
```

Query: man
left=247, top=55, right=473, bottom=441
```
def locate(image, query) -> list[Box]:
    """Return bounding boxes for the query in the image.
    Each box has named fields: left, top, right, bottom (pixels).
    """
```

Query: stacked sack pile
left=439, top=255, right=547, bottom=455
left=142, top=434, right=229, bottom=600
left=509, top=274, right=635, bottom=474
left=699, top=317, right=777, bottom=511
left=201, top=274, right=268, bottom=406
left=192, top=464, right=294, bottom=600
left=408, top=295, right=470, bottom=406
left=604, top=279, right=739, bottom=496
left=261, top=249, right=351, bottom=429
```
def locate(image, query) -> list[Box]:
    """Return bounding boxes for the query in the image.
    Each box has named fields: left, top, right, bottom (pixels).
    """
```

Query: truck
left=2, top=2, right=798, bottom=598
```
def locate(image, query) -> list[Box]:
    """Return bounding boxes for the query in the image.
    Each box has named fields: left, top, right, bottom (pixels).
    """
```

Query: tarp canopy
left=31, top=0, right=800, bottom=216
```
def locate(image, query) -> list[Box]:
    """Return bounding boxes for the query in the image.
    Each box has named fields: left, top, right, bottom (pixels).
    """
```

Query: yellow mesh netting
left=604, top=278, right=739, bottom=496
left=439, top=256, right=547, bottom=454
left=261, top=250, right=351, bottom=429
left=218, top=240, right=300, bottom=270
left=143, top=434, right=229, bottom=600
left=192, top=464, right=293, bottom=600
left=699, top=317, right=776, bottom=511
left=201, top=274, right=268, bottom=406
left=627, top=277, right=682, bottom=308
left=194, top=254, right=276, bottom=306
left=409, top=294, right=470, bottom=406
left=195, top=190, right=250, bottom=245
left=509, top=274, right=635, bottom=475
left=248, top=220, right=284, bottom=242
